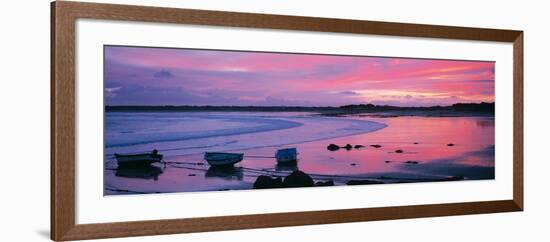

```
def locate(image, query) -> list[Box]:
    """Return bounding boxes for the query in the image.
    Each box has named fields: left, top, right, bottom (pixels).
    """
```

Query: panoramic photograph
left=103, top=45, right=495, bottom=195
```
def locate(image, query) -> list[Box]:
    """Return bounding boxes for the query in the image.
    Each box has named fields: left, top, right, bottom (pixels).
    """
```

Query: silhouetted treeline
left=451, top=102, right=495, bottom=113
left=105, top=105, right=338, bottom=112
left=339, top=102, right=494, bottom=113
left=106, top=102, right=494, bottom=114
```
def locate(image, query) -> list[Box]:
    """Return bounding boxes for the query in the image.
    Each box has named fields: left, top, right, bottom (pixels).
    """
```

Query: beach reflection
left=104, top=115, right=494, bottom=195
left=115, top=165, right=163, bottom=181
left=275, top=161, right=299, bottom=172
left=205, top=166, right=244, bottom=181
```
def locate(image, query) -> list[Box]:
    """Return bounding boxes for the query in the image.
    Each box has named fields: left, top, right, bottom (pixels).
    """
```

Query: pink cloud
left=105, top=46, right=495, bottom=106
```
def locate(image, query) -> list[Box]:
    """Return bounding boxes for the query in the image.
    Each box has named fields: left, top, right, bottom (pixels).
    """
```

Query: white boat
left=204, top=152, right=244, bottom=166
left=114, top=150, right=163, bottom=167
left=275, top=148, right=298, bottom=163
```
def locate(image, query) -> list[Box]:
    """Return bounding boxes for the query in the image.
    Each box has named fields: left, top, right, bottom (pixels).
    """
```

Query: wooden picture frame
left=51, top=1, right=523, bottom=241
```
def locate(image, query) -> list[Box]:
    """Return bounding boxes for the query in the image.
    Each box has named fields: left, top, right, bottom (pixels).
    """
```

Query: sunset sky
left=104, top=46, right=495, bottom=107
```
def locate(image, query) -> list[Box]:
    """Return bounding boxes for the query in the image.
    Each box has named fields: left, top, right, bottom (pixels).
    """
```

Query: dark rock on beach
left=385, top=160, right=392, bottom=163
left=346, top=180, right=384, bottom=185
left=395, top=149, right=404, bottom=153
left=283, top=170, right=314, bottom=188
left=413, top=142, right=419, bottom=144
left=404, top=161, right=419, bottom=164
left=350, top=163, right=357, bottom=166
left=370, top=144, right=382, bottom=148
left=443, top=175, right=464, bottom=181
left=327, top=144, right=340, bottom=151
left=253, top=175, right=283, bottom=189
left=315, top=180, right=335, bottom=186
left=447, top=143, right=455, bottom=146
left=327, top=143, right=362, bottom=151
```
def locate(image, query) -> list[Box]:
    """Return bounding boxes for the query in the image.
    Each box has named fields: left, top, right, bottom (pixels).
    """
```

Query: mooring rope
left=160, top=159, right=445, bottom=182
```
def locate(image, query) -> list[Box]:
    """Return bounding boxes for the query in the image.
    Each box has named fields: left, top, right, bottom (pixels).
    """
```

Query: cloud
left=471, top=79, right=494, bottom=83
left=105, top=87, right=121, bottom=98
left=153, top=69, right=174, bottom=79
left=338, top=91, right=360, bottom=96
left=104, top=85, right=265, bottom=106
left=105, top=87, right=121, bottom=92
left=105, top=46, right=495, bottom=107
left=257, top=96, right=315, bottom=106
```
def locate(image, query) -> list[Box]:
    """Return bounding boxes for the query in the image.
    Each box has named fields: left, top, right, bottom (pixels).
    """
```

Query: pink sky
left=104, top=46, right=495, bottom=107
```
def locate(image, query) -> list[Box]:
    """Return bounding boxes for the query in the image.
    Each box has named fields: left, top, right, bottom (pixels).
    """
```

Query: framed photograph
left=51, top=1, right=523, bottom=241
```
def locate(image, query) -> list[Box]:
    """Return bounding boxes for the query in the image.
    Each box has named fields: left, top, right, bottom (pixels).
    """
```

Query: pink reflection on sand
left=292, top=116, right=494, bottom=176
left=104, top=116, right=494, bottom=195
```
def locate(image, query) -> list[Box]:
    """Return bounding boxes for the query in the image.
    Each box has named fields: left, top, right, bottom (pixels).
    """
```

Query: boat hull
left=115, top=153, right=163, bottom=168
left=204, top=152, right=244, bottom=166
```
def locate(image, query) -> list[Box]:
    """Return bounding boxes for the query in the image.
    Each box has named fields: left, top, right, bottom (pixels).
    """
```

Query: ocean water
left=104, top=112, right=387, bottom=156
left=104, top=112, right=495, bottom=195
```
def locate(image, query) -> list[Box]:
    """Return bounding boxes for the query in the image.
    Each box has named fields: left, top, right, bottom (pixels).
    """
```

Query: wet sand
left=104, top=115, right=494, bottom=195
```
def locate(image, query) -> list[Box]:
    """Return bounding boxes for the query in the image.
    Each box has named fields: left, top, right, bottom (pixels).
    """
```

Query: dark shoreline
left=318, top=110, right=494, bottom=118
left=105, top=102, right=494, bottom=117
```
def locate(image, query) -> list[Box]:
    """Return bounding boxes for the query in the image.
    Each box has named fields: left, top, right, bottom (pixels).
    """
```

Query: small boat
left=114, top=149, right=163, bottom=168
left=204, top=152, right=244, bottom=166
left=275, top=148, right=298, bottom=163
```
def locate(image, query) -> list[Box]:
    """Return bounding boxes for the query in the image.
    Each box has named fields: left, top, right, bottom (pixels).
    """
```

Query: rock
left=354, top=145, right=365, bottom=149
left=447, top=143, right=455, bottom=147
left=283, top=170, right=314, bottom=188
left=443, top=176, right=464, bottom=181
left=405, top=161, right=419, bottom=164
left=315, top=180, right=335, bottom=186
left=384, top=160, right=392, bottom=163
left=413, top=142, right=419, bottom=144
left=346, top=180, right=384, bottom=185
left=253, top=175, right=283, bottom=189
left=350, top=163, right=357, bottom=166
left=344, top=144, right=353, bottom=150
left=327, top=144, right=340, bottom=151
left=395, top=149, right=404, bottom=153
left=188, top=174, right=196, bottom=176
left=370, top=144, right=382, bottom=148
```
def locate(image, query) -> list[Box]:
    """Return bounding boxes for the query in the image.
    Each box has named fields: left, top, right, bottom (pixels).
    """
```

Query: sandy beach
left=104, top=112, right=494, bottom=195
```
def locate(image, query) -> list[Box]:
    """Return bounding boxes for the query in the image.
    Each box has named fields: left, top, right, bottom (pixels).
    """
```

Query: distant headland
left=105, top=102, right=494, bottom=117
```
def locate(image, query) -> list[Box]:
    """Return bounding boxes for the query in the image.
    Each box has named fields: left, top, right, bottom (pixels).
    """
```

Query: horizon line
left=105, top=102, right=495, bottom=108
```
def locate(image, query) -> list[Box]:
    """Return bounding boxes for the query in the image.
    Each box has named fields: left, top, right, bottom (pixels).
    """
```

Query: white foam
left=104, top=112, right=387, bottom=156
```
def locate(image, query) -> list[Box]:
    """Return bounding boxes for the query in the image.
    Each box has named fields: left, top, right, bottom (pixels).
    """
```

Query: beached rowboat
left=204, top=152, right=244, bottom=166
left=114, top=150, right=163, bottom=167
left=275, top=148, right=298, bottom=163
